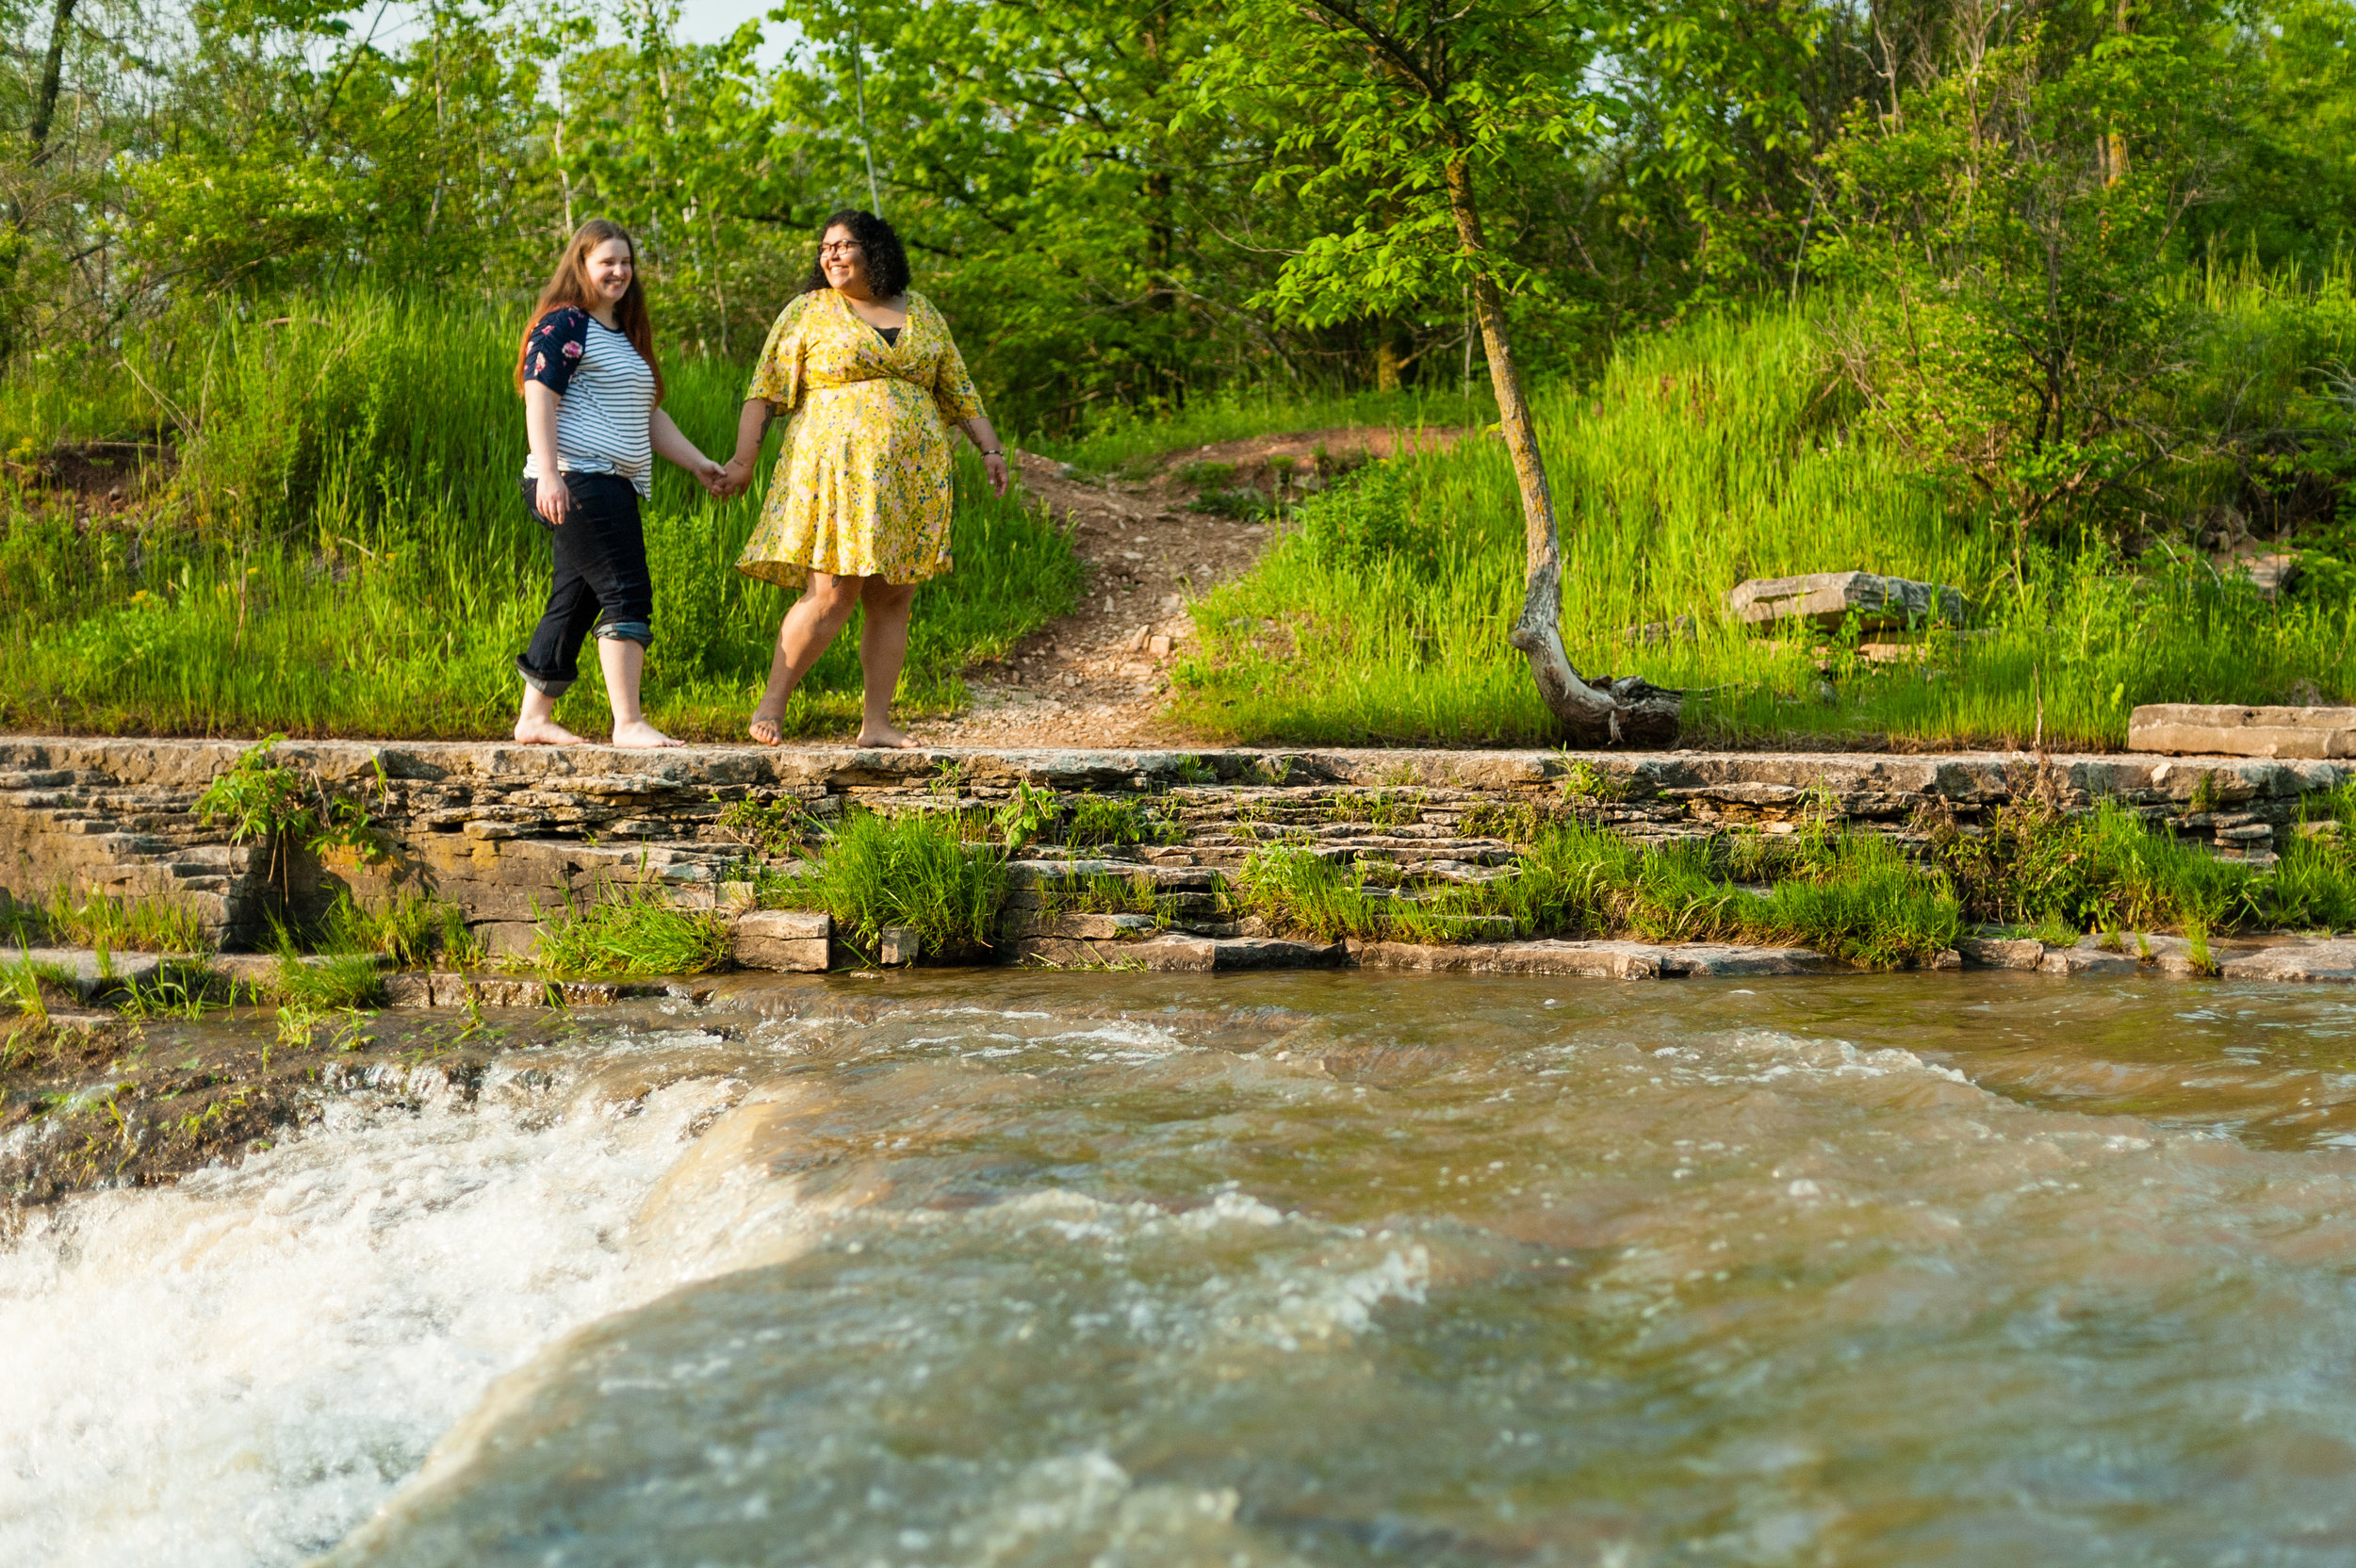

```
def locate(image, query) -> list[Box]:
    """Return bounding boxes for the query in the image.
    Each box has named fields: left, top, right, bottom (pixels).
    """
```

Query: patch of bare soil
left=909, top=427, right=1464, bottom=747
left=2, top=439, right=175, bottom=521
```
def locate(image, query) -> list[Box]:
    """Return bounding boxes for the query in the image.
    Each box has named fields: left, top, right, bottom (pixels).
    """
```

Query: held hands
left=692, top=453, right=730, bottom=498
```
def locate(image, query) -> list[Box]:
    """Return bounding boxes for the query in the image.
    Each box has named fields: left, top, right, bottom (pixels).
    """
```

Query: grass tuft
left=765, top=809, right=1009, bottom=957
left=532, top=879, right=732, bottom=979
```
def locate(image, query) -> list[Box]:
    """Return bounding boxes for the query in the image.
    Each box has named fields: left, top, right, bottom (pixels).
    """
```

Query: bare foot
left=748, top=712, right=783, bottom=747
left=855, top=723, right=911, bottom=749
left=610, top=719, right=683, bottom=748
left=515, top=716, right=589, bottom=746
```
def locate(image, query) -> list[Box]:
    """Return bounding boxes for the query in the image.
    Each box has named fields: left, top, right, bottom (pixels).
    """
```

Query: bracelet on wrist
left=980, top=449, right=1003, bottom=457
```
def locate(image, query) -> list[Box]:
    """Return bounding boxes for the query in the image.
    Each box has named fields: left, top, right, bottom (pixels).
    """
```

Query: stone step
left=2130, top=704, right=2356, bottom=760
left=0, top=946, right=211, bottom=1003
left=1347, top=937, right=1830, bottom=978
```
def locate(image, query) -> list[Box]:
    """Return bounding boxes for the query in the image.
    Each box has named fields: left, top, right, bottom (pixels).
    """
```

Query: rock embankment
left=2, top=737, right=2338, bottom=956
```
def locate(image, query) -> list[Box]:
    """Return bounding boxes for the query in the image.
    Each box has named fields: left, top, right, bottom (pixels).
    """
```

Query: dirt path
left=908, top=427, right=1463, bottom=747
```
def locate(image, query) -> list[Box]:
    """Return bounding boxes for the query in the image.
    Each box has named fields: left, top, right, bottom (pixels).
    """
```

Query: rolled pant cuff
left=516, top=660, right=574, bottom=698
left=594, top=620, right=653, bottom=646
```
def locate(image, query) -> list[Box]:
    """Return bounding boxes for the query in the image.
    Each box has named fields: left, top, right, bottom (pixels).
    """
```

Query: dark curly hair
left=798, top=209, right=911, bottom=300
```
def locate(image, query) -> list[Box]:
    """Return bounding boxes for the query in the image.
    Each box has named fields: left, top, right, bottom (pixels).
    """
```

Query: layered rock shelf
left=1, top=737, right=2348, bottom=981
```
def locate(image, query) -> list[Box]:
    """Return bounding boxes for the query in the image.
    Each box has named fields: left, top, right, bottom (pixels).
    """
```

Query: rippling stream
left=7, top=972, right=2356, bottom=1567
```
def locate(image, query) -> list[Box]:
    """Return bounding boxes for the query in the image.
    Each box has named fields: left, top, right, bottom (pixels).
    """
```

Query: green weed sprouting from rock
left=1065, top=793, right=1182, bottom=848
left=767, top=809, right=1009, bottom=957
left=196, top=736, right=384, bottom=900
left=994, top=781, right=1062, bottom=855
left=531, top=878, right=731, bottom=980
left=717, top=795, right=812, bottom=858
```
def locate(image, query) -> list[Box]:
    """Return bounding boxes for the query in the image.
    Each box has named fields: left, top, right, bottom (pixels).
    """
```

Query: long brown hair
left=514, top=219, right=664, bottom=401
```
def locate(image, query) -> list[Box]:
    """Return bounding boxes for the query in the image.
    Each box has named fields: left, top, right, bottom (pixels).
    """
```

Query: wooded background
left=10, top=0, right=2354, bottom=439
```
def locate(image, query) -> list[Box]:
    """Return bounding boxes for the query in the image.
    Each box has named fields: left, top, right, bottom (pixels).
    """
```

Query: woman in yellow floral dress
left=719, top=209, right=1007, bottom=748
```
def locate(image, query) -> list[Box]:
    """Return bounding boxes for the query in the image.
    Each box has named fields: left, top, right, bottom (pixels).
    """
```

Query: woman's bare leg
left=856, top=579, right=917, bottom=748
left=600, top=637, right=681, bottom=748
left=515, top=683, right=588, bottom=746
left=749, top=571, right=863, bottom=745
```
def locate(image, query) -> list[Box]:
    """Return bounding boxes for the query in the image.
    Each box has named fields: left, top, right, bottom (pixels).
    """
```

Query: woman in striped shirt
left=513, top=219, right=728, bottom=747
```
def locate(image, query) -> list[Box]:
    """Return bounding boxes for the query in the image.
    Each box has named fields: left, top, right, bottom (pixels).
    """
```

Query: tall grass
left=1173, top=288, right=2356, bottom=749
left=1229, top=822, right=1965, bottom=969
left=765, top=808, right=1008, bottom=956
left=0, top=290, right=1081, bottom=740
left=1032, top=384, right=1497, bottom=479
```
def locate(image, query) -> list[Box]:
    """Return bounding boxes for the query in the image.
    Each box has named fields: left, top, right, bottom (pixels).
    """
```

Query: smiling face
left=584, top=237, right=634, bottom=305
left=819, top=225, right=870, bottom=297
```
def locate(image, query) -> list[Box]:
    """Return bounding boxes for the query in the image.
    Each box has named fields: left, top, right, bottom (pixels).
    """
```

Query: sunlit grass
left=0, top=291, right=1081, bottom=742
left=1172, top=298, right=2356, bottom=750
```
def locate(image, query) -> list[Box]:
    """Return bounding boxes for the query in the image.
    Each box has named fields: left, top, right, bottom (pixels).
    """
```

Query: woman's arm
left=959, top=416, right=1009, bottom=498
left=652, top=406, right=727, bottom=493
left=525, top=383, right=569, bottom=525
left=720, top=400, right=776, bottom=497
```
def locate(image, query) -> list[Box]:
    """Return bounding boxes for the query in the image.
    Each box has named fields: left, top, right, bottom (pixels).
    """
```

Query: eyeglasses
left=818, top=241, right=863, bottom=258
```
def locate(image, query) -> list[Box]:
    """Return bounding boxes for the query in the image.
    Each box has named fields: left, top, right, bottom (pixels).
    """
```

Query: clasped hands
left=697, top=453, right=757, bottom=500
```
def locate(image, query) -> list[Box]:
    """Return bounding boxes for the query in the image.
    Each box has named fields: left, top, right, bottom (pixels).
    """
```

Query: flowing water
left=8, top=971, right=2356, bottom=1567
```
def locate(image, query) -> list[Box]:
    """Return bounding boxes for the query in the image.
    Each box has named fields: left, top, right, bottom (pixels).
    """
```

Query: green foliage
left=316, top=891, right=457, bottom=970
left=993, top=782, right=1062, bottom=857
left=1226, top=823, right=1962, bottom=969
left=767, top=809, right=1009, bottom=956
left=1300, top=463, right=1433, bottom=575
left=270, top=954, right=387, bottom=1012
left=1064, top=793, right=1181, bottom=848
left=532, top=881, right=732, bottom=980
left=193, top=737, right=380, bottom=896
left=1817, top=28, right=2222, bottom=545
left=6, top=887, right=208, bottom=955
left=1175, top=305, right=2356, bottom=748
left=1040, top=871, right=1162, bottom=919
left=2, top=293, right=1079, bottom=741
left=1920, top=793, right=2356, bottom=936
left=718, top=796, right=812, bottom=859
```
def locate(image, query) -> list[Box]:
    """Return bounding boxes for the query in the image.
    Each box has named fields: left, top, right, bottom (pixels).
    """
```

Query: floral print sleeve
left=927, top=303, right=985, bottom=425
left=747, top=295, right=814, bottom=413
left=521, top=306, right=589, bottom=394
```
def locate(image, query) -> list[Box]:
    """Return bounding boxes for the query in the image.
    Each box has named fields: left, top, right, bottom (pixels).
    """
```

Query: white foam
left=0, top=1068, right=740, bottom=1568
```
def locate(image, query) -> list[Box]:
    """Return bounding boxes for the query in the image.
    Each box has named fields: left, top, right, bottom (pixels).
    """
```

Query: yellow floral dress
left=735, top=288, right=986, bottom=588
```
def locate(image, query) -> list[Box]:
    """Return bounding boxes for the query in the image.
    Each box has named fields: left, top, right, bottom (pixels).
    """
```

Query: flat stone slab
left=1347, top=938, right=1826, bottom=978
left=2129, top=704, right=2356, bottom=760
left=1725, top=571, right=1966, bottom=631
left=2218, top=940, right=2356, bottom=983
left=732, top=908, right=830, bottom=972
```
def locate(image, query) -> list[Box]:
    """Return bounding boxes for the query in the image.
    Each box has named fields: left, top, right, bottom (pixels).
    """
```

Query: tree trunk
left=1443, top=154, right=1678, bottom=744
left=27, top=0, right=80, bottom=168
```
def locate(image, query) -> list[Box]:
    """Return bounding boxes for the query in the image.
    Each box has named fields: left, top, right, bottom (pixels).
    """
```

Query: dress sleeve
left=521, top=307, right=588, bottom=395
left=929, top=311, right=985, bottom=425
left=748, top=295, right=813, bottom=413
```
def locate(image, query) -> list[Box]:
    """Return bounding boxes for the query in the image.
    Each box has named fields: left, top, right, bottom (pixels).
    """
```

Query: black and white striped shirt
left=519, top=307, right=657, bottom=498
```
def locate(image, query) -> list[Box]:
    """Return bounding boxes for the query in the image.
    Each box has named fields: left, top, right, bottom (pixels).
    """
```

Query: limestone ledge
left=4, top=736, right=2348, bottom=952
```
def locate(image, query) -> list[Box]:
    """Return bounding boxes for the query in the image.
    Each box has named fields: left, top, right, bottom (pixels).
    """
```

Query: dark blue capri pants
left=516, top=472, right=654, bottom=698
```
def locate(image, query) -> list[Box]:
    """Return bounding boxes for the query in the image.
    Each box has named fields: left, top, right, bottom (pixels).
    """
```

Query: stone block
left=1957, top=936, right=2044, bottom=970
left=733, top=908, right=830, bottom=972
left=1726, top=571, right=1967, bottom=631
left=2218, top=940, right=2356, bottom=984
left=2129, top=704, right=2356, bottom=760
left=2039, top=940, right=2143, bottom=975
left=477, top=921, right=543, bottom=959
left=879, top=926, right=922, bottom=966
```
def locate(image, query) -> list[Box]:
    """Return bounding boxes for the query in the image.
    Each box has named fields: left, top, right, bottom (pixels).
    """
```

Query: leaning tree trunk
left=1444, top=155, right=1680, bottom=745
